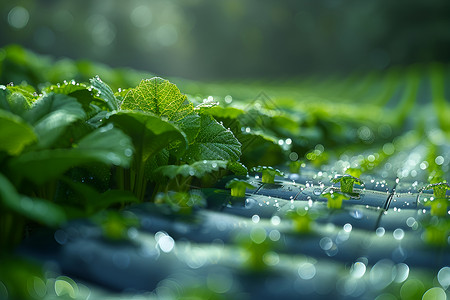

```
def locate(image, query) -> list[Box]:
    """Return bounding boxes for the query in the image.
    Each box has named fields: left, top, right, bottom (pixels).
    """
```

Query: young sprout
left=425, top=198, right=448, bottom=217
left=252, top=166, right=284, bottom=184
left=423, top=182, right=450, bottom=199
left=423, top=218, right=449, bottom=246
left=345, top=167, right=362, bottom=179
left=331, top=174, right=363, bottom=193
left=226, top=178, right=256, bottom=197
left=287, top=209, right=313, bottom=233
left=322, top=191, right=350, bottom=209
left=289, top=160, right=304, bottom=174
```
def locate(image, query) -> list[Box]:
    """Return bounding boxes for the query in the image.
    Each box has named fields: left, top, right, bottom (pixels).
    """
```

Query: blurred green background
left=1, top=0, right=449, bottom=80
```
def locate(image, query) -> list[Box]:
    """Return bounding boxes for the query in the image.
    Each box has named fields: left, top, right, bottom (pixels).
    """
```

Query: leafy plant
left=252, top=166, right=284, bottom=184
left=106, top=77, right=242, bottom=201
left=225, top=178, right=256, bottom=197
left=0, top=80, right=135, bottom=251
left=322, top=191, right=350, bottom=209
left=287, top=209, right=314, bottom=233
left=331, top=174, right=363, bottom=193
left=423, top=182, right=450, bottom=199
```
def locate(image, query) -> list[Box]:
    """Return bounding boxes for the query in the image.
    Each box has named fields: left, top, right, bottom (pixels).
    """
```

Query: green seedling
left=225, top=178, right=256, bottom=197
left=154, top=191, right=206, bottom=214
left=331, top=174, right=363, bottom=193
left=322, top=191, right=350, bottom=209
left=345, top=167, right=362, bottom=178
left=423, top=218, right=449, bottom=247
left=425, top=197, right=448, bottom=217
left=423, top=182, right=450, bottom=199
left=287, top=209, right=313, bottom=233
left=95, top=210, right=139, bottom=241
left=289, top=160, right=304, bottom=174
left=236, top=228, right=274, bottom=272
left=252, top=166, right=284, bottom=184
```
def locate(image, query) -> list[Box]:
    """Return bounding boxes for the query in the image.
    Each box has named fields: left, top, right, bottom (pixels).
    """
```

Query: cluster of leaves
left=0, top=76, right=245, bottom=253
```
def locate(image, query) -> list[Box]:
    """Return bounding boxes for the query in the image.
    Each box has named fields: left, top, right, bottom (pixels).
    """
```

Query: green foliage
left=423, top=182, right=450, bottom=199
left=252, top=166, right=284, bottom=184
left=155, top=191, right=206, bottom=214
left=0, top=110, right=36, bottom=155
left=156, top=160, right=228, bottom=179
left=225, top=178, right=256, bottom=197
left=331, top=174, right=363, bottom=193
left=287, top=209, right=314, bottom=233
left=183, top=115, right=241, bottom=163
left=322, top=191, right=350, bottom=209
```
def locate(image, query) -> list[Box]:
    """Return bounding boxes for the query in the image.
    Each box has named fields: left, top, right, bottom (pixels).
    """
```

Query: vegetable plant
left=225, top=178, right=256, bottom=197
left=331, top=174, right=363, bottom=193
left=287, top=209, right=313, bottom=233
left=0, top=82, right=135, bottom=251
left=252, top=166, right=284, bottom=184
left=106, top=77, right=243, bottom=202
left=423, top=182, right=450, bottom=199
left=289, top=160, right=304, bottom=174
left=321, top=191, right=350, bottom=209
left=424, top=197, right=448, bottom=217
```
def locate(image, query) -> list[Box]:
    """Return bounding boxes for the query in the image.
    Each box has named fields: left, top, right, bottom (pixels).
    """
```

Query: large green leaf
left=0, top=173, right=65, bottom=227
left=121, top=77, right=194, bottom=122
left=23, top=93, right=86, bottom=148
left=109, top=110, right=187, bottom=163
left=0, top=88, right=32, bottom=116
left=156, top=160, right=228, bottom=179
left=8, top=125, right=133, bottom=185
left=0, top=110, right=36, bottom=155
left=183, top=115, right=241, bottom=163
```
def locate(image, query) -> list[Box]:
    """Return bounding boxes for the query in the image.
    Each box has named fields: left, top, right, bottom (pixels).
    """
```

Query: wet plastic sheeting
left=321, top=206, right=383, bottom=231
left=378, top=208, right=425, bottom=231
left=315, top=188, right=390, bottom=208
left=364, top=232, right=449, bottom=269
left=221, top=194, right=287, bottom=218
left=255, top=182, right=302, bottom=200
left=387, top=192, right=420, bottom=209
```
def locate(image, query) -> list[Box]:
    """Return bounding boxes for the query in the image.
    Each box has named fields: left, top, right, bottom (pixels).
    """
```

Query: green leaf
left=200, top=106, right=245, bottom=119
left=121, top=77, right=194, bottom=122
left=109, top=110, right=187, bottom=163
left=183, top=115, right=241, bottom=163
left=7, top=85, right=37, bottom=105
left=0, top=110, right=36, bottom=155
left=0, top=87, right=32, bottom=116
left=60, top=177, right=138, bottom=213
left=90, top=75, right=119, bottom=111
left=23, top=93, right=86, bottom=148
left=156, top=160, right=228, bottom=179
left=0, top=173, right=65, bottom=227
left=8, top=125, right=133, bottom=185
left=227, top=161, right=248, bottom=175
left=175, top=113, right=201, bottom=144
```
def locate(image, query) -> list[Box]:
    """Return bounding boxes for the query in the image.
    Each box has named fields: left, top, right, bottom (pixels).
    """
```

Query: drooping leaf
left=156, top=160, right=228, bottom=179
left=0, top=110, right=36, bottom=155
left=121, top=77, right=194, bottom=122
left=108, top=110, right=187, bottom=163
left=23, top=93, right=86, bottom=148
left=0, top=173, right=65, bottom=227
left=183, top=115, right=241, bottom=163
left=8, top=125, right=133, bottom=185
